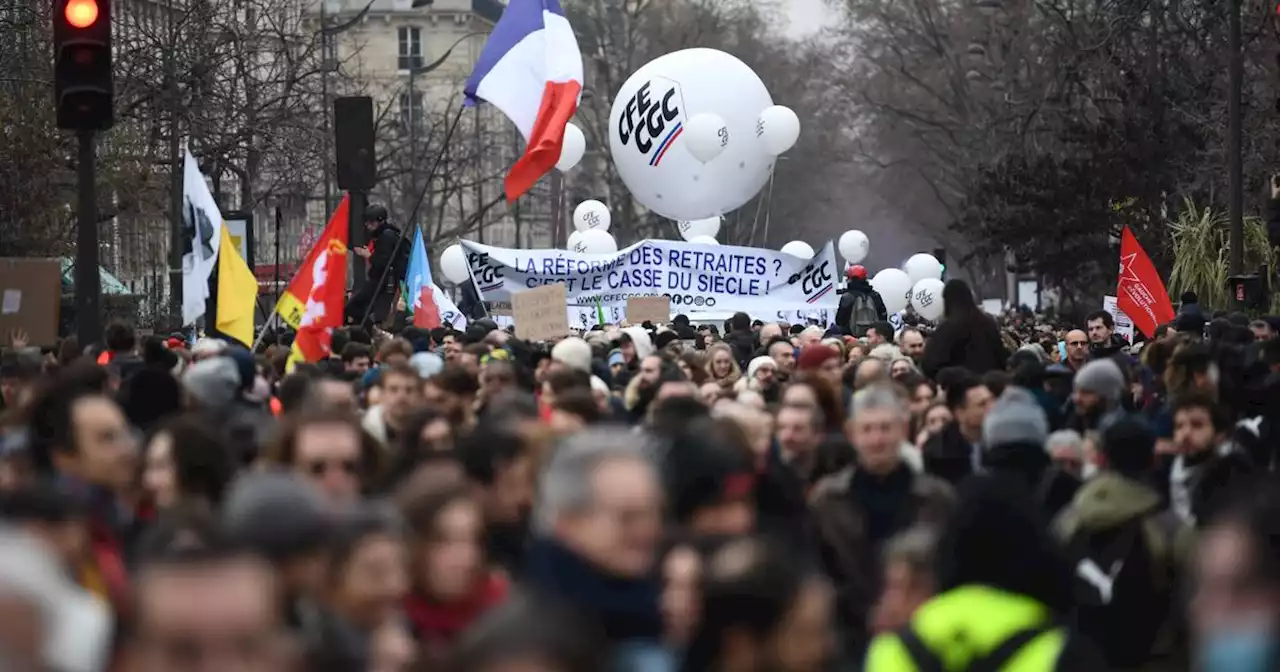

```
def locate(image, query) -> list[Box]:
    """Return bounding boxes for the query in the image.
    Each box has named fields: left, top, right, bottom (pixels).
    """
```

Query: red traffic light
left=65, top=0, right=99, bottom=28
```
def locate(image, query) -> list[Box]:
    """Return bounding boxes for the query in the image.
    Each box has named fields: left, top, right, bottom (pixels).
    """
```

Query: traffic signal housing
left=54, top=0, right=113, bottom=130
left=933, top=247, right=947, bottom=280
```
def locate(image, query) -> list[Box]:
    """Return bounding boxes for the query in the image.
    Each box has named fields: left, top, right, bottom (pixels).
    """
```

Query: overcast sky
left=783, top=0, right=835, bottom=37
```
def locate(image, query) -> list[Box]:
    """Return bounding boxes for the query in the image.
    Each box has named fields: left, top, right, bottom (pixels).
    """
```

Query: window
left=322, top=33, right=338, bottom=71
left=397, top=26, right=422, bottom=70
left=399, top=91, right=424, bottom=129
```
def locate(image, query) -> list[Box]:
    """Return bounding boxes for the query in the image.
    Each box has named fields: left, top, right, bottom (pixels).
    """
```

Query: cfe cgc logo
left=617, top=77, right=686, bottom=168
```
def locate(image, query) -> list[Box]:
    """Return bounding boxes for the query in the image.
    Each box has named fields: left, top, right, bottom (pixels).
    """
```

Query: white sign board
left=1103, top=295, right=1136, bottom=343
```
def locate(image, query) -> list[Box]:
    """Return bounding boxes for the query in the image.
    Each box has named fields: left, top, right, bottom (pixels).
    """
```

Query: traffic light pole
left=75, top=130, right=102, bottom=347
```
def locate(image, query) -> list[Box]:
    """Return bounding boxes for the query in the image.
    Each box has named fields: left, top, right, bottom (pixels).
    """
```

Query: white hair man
left=526, top=429, right=671, bottom=667
left=797, top=325, right=825, bottom=349
left=810, top=384, right=953, bottom=650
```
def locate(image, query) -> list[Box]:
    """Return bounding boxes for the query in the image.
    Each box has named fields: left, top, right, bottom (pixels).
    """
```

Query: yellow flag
left=215, top=226, right=259, bottom=347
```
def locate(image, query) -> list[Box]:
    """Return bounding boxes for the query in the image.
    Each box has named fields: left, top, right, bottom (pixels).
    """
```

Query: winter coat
left=835, top=279, right=888, bottom=336
left=920, top=311, right=1010, bottom=378
left=809, top=464, right=954, bottom=653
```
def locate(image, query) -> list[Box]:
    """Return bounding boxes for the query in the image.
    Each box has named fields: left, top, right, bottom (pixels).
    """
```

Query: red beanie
left=796, top=345, right=839, bottom=371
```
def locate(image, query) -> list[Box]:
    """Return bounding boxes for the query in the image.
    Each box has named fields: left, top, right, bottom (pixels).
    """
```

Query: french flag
left=465, top=0, right=583, bottom=202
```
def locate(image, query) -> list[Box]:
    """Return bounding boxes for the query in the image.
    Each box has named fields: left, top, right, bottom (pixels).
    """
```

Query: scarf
left=404, top=574, right=508, bottom=644
left=524, top=537, right=664, bottom=641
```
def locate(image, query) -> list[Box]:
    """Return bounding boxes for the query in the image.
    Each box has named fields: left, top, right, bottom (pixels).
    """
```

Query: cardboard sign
left=0, top=258, right=61, bottom=346
left=626, top=295, right=670, bottom=325
left=512, top=283, right=569, bottom=341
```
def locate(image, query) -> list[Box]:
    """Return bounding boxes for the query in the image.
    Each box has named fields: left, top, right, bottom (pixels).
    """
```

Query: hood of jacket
left=1065, top=472, right=1162, bottom=532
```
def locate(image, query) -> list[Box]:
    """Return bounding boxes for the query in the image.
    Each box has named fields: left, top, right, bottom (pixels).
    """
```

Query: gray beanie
left=982, top=387, right=1049, bottom=450
left=182, top=357, right=242, bottom=408
left=1073, top=358, right=1126, bottom=405
left=222, top=471, right=335, bottom=561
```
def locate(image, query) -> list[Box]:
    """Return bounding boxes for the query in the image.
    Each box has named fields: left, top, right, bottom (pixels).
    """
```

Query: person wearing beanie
left=739, top=356, right=779, bottom=403
left=550, top=337, right=593, bottom=374
left=182, top=357, right=242, bottom=410
left=795, top=344, right=842, bottom=388
left=982, top=388, right=1079, bottom=518
left=222, top=471, right=336, bottom=633
left=1067, top=358, right=1126, bottom=432
left=1053, top=415, right=1193, bottom=668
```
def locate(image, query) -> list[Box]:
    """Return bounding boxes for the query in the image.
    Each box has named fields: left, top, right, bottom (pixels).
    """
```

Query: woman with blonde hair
left=703, top=343, right=741, bottom=392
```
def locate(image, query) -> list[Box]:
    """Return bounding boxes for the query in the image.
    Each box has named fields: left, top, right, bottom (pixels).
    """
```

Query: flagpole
left=358, top=104, right=467, bottom=327
left=252, top=312, right=276, bottom=351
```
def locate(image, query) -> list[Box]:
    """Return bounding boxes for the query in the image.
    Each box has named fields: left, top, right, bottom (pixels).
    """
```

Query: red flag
left=1117, top=226, right=1175, bottom=338
left=413, top=285, right=441, bottom=329
left=276, top=194, right=349, bottom=329
left=294, top=238, right=349, bottom=362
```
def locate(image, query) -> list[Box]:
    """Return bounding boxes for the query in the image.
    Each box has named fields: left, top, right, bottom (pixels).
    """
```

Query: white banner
left=1103, top=295, right=1136, bottom=343
left=460, top=239, right=839, bottom=322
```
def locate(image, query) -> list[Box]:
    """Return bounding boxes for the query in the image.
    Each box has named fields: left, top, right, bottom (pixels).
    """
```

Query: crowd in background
left=0, top=277, right=1277, bottom=671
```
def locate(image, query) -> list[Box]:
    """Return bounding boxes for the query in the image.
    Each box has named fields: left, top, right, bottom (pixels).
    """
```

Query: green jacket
left=864, top=585, right=1066, bottom=671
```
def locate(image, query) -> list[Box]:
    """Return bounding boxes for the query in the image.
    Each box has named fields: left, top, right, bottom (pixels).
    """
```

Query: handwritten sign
left=512, top=283, right=569, bottom=341
left=1103, top=295, right=1136, bottom=343
left=0, top=258, right=61, bottom=346
left=626, top=296, right=670, bottom=325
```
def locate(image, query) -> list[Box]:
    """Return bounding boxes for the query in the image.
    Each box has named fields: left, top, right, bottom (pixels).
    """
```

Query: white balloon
left=440, top=244, right=470, bottom=284
left=838, top=230, right=870, bottom=264
left=683, top=113, right=728, bottom=163
left=573, top=229, right=618, bottom=254
left=910, top=278, right=946, bottom=320
left=556, top=122, right=586, bottom=171
left=573, top=200, right=611, bottom=232
left=608, top=48, right=776, bottom=221
left=904, top=253, right=943, bottom=283
left=780, top=240, right=815, bottom=259
left=871, top=268, right=913, bottom=314
left=678, top=216, right=721, bottom=241
left=687, top=235, right=719, bottom=246
left=757, top=105, right=801, bottom=155
left=567, top=230, right=584, bottom=249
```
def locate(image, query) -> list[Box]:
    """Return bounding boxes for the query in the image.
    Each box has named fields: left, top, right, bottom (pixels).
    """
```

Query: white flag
left=181, top=149, right=224, bottom=326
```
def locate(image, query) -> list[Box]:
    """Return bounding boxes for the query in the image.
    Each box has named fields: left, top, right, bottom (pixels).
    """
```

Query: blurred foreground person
left=1192, top=480, right=1280, bottom=672
left=865, top=476, right=1103, bottom=670
left=526, top=428, right=669, bottom=670
left=125, top=539, right=291, bottom=672
left=449, top=595, right=607, bottom=672
left=681, top=536, right=835, bottom=672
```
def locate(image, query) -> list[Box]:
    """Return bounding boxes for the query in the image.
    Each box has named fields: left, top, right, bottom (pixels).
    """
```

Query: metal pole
left=76, top=131, right=102, bottom=347
left=408, top=69, right=416, bottom=228
left=321, top=2, right=334, bottom=216
left=1228, top=0, right=1244, bottom=275
left=349, top=190, right=367, bottom=290
left=167, top=0, right=183, bottom=328
left=274, top=206, right=282, bottom=295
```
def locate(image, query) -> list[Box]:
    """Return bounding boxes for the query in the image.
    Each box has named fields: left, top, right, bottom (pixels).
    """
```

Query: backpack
left=848, top=292, right=879, bottom=336
left=1066, top=511, right=1180, bottom=667
left=895, top=625, right=1057, bottom=672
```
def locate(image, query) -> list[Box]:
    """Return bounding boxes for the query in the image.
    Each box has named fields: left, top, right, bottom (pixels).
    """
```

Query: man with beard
left=627, top=355, right=682, bottom=424
left=1086, top=310, right=1128, bottom=358
left=345, top=204, right=406, bottom=327
left=1064, top=358, right=1126, bottom=432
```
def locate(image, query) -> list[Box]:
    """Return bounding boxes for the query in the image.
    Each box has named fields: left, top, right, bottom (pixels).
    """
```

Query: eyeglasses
left=306, top=459, right=358, bottom=477
left=1067, top=341, right=1088, bottom=347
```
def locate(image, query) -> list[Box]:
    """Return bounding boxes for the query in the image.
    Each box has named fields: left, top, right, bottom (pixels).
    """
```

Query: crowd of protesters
left=0, top=277, right=1278, bottom=672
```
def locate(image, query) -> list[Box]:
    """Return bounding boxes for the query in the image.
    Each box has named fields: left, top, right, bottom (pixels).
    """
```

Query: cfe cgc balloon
left=687, top=235, right=719, bottom=246
left=440, top=244, right=470, bottom=284
left=838, top=230, right=870, bottom=264
left=757, top=105, right=801, bottom=155
left=872, top=268, right=912, bottom=314
left=904, top=253, right=942, bottom=283
left=609, top=48, right=776, bottom=221
left=678, top=216, right=721, bottom=241
left=573, top=200, right=611, bottom=232
left=574, top=229, right=618, bottom=254
left=556, top=122, right=586, bottom=172
left=683, top=113, right=728, bottom=163
left=910, top=278, right=946, bottom=320
left=780, top=240, right=815, bottom=259
left=567, top=230, right=584, bottom=249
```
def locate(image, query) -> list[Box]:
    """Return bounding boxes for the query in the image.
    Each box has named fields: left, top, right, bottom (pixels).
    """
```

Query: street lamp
left=404, top=30, right=488, bottom=229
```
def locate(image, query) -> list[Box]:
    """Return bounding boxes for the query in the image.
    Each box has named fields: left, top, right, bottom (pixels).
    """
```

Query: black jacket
left=366, top=223, right=405, bottom=288
left=922, top=421, right=977, bottom=486
left=921, top=310, right=1010, bottom=378
left=835, top=279, right=888, bottom=336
